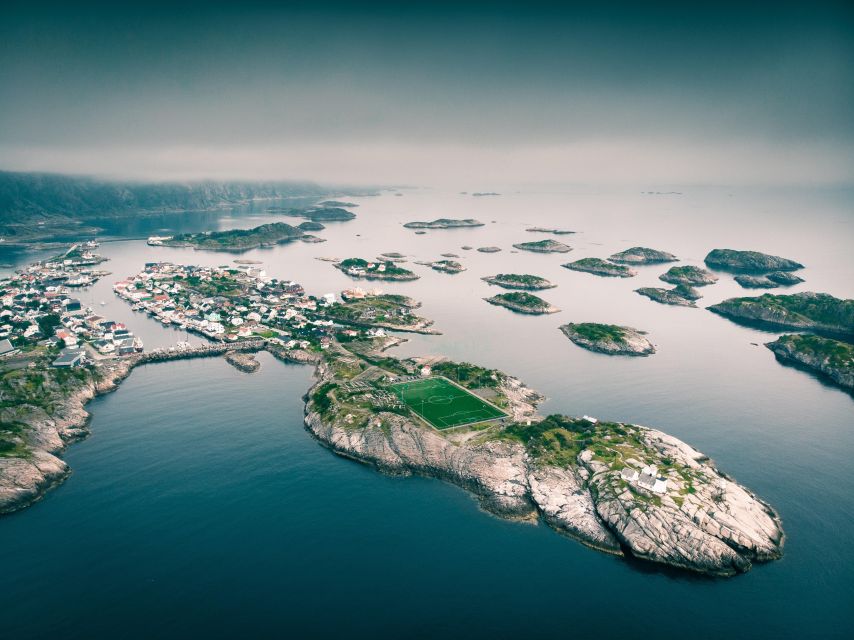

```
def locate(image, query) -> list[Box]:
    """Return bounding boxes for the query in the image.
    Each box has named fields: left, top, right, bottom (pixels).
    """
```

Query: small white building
left=582, top=415, right=599, bottom=425
left=420, top=365, right=432, bottom=377
left=620, top=467, right=639, bottom=482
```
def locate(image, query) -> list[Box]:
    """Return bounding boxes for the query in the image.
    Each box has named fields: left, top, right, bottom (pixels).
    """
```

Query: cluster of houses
left=621, top=464, right=669, bottom=494
left=0, top=246, right=143, bottom=368
left=113, top=262, right=381, bottom=350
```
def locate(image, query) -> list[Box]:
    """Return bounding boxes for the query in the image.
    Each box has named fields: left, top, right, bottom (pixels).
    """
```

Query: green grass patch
left=389, top=376, right=507, bottom=429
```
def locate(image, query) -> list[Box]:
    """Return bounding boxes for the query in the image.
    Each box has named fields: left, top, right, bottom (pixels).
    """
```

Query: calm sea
left=1, top=187, right=852, bottom=638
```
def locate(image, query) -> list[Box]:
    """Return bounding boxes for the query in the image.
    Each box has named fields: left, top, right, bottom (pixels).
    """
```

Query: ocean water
left=1, top=187, right=852, bottom=638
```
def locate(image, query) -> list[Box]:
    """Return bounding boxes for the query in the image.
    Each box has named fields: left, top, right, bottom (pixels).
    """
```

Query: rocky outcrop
left=608, top=247, right=678, bottom=265
left=705, top=249, right=803, bottom=273
left=477, top=246, right=502, bottom=253
left=635, top=285, right=700, bottom=307
left=709, top=292, right=854, bottom=338
left=765, top=334, right=854, bottom=392
left=560, top=323, right=655, bottom=356
left=526, top=227, right=575, bottom=235
left=482, top=274, right=556, bottom=291
left=224, top=351, right=261, bottom=373
left=563, top=258, right=635, bottom=278
left=513, top=239, right=573, bottom=253
left=485, top=293, right=560, bottom=315
left=659, top=265, right=718, bottom=286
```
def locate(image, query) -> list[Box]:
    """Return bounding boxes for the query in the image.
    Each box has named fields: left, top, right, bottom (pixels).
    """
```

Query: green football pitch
left=389, top=376, right=508, bottom=430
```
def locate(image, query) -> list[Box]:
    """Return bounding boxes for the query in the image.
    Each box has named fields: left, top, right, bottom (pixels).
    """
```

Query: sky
left=1, top=1, right=852, bottom=187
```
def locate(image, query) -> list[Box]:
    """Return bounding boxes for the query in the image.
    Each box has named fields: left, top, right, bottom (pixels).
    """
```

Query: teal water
left=1, top=187, right=853, bottom=638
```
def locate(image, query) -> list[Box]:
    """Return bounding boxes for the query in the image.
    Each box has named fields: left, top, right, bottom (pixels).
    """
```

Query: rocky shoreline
left=560, top=323, right=655, bottom=356
left=765, top=334, right=853, bottom=393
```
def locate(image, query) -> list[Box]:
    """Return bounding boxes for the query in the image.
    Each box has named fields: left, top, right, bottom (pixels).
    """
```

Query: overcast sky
left=1, top=1, right=852, bottom=187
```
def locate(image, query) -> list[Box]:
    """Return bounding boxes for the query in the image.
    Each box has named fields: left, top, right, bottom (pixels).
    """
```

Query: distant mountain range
left=0, top=171, right=349, bottom=242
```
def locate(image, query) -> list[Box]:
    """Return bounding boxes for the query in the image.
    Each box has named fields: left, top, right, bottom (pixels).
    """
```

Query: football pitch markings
left=389, top=377, right=507, bottom=430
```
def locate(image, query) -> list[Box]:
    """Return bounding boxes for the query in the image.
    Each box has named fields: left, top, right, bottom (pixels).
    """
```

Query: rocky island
left=563, top=258, right=636, bottom=277
left=635, top=284, right=701, bottom=307
left=477, top=246, right=502, bottom=253
left=482, top=273, right=556, bottom=290
left=608, top=247, right=678, bottom=265
left=704, top=249, right=803, bottom=273
left=526, top=227, right=575, bottom=235
left=765, top=334, right=854, bottom=393
left=659, top=265, right=718, bottom=286
left=335, top=258, right=419, bottom=281
left=403, top=218, right=484, bottom=229
left=485, top=292, right=559, bottom=315
left=513, top=239, right=573, bottom=253
left=420, top=259, right=465, bottom=274
left=306, top=341, right=784, bottom=576
left=734, top=272, right=805, bottom=289
left=560, top=323, right=655, bottom=356
left=157, top=222, right=308, bottom=251
left=225, top=351, right=261, bottom=373
left=267, top=205, right=356, bottom=222
left=709, top=292, right=854, bottom=338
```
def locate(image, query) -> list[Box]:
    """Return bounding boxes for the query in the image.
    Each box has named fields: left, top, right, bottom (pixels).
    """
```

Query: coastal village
left=0, top=242, right=142, bottom=370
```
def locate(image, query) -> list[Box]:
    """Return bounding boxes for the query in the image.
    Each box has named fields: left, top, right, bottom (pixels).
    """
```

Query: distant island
left=403, top=218, right=484, bottom=229
left=471, top=192, right=500, bottom=197
left=477, top=246, right=501, bottom=253
left=485, top=292, right=559, bottom=314
left=335, top=258, right=419, bottom=281
left=659, top=265, right=718, bottom=286
left=155, top=222, right=308, bottom=251
left=482, top=273, right=556, bottom=290
left=608, top=247, right=678, bottom=265
left=709, top=292, right=854, bottom=338
left=635, top=284, right=701, bottom=307
left=525, top=227, right=575, bottom=235
left=512, top=239, right=573, bottom=253
left=560, top=323, right=655, bottom=356
left=704, top=249, right=803, bottom=273
left=765, top=334, right=853, bottom=393
left=563, top=258, right=635, bottom=277
left=266, top=205, right=356, bottom=222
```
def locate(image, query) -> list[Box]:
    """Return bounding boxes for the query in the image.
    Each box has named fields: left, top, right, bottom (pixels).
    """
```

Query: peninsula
left=608, top=247, right=678, bottom=265
left=709, top=292, right=854, bottom=338
left=482, top=273, right=556, bottom=290
left=704, top=249, right=803, bottom=273
left=513, top=239, right=573, bottom=253
left=560, top=323, right=655, bottom=356
left=563, top=258, right=635, bottom=277
left=155, top=222, right=308, bottom=251
left=765, top=334, right=854, bottom=393
left=335, top=258, right=419, bottom=281
left=485, top=292, right=559, bottom=315
left=403, top=218, right=484, bottom=229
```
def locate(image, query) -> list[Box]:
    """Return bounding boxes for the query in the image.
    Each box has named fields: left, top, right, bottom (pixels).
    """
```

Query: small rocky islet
left=563, top=257, right=635, bottom=278
left=419, top=259, right=465, bottom=274
left=735, top=272, right=805, bottom=289
left=704, top=248, right=803, bottom=273
left=477, top=246, right=502, bottom=253
left=560, top=322, right=655, bottom=356
left=709, top=292, right=854, bottom=338
left=765, top=334, right=854, bottom=393
left=403, top=218, right=484, bottom=229
left=608, top=246, right=678, bottom=265
left=512, top=239, right=573, bottom=253
left=334, top=258, right=419, bottom=281
left=267, top=205, right=357, bottom=222
left=484, top=291, right=559, bottom=315
left=482, top=273, right=556, bottom=291
left=659, top=265, right=718, bottom=286
left=635, top=284, right=701, bottom=307
left=526, top=227, right=575, bottom=235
